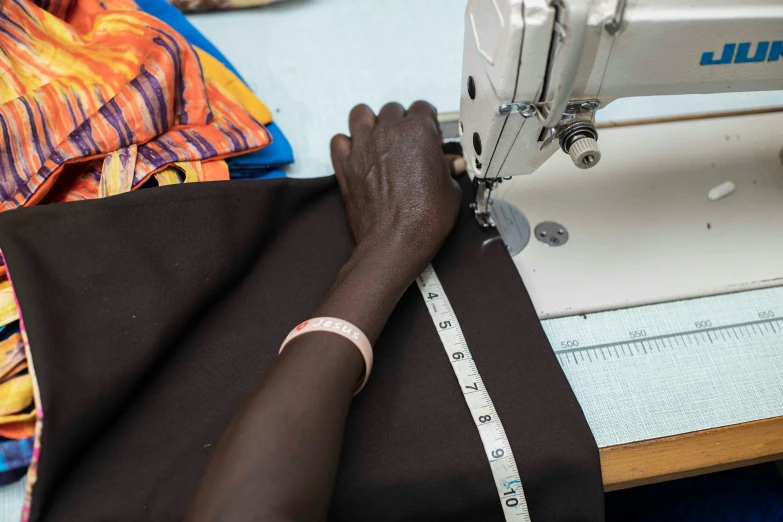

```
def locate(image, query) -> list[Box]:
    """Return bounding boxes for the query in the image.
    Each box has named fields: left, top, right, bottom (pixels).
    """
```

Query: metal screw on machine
left=558, top=121, right=601, bottom=169
left=534, top=222, right=569, bottom=247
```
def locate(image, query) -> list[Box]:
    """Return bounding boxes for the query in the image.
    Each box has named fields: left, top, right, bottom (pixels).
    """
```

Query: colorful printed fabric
left=133, top=0, right=295, bottom=177
left=195, top=48, right=273, bottom=125
left=0, top=437, right=33, bottom=477
left=0, top=328, right=34, bottom=440
left=227, top=123, right=293, bottom=176
left=170, top=0, right=286, bottom=14
left=133, top=0, right=248, bottom=82
left=0, top=279, right=18, bottom=328
left=0, top=375, right=31, bottom=417
left=0, top=330, right=24, bottom=384
left=0, top=411, right=35, bottom=441
left=0, top=0, right=271, bottom=210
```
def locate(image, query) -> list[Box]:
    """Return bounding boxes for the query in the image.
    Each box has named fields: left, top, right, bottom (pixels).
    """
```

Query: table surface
left=184, top=0, right=783, bottom=490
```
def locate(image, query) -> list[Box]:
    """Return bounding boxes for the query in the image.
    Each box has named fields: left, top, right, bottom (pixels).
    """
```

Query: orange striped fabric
left=0, top=0, right=271, bottom=210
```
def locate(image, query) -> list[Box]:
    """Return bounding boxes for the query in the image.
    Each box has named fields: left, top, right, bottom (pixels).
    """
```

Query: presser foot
left=472, top=177, right=532, bottom=256
left=471, top=177, right=503, bottom=228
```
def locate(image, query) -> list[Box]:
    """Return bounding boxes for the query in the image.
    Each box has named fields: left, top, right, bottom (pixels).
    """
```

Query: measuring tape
left=416, top=264, right=530, bottom=521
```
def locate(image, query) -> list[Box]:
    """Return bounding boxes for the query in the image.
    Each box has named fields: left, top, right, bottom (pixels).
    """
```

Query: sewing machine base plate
left=495, top=111, right=783, bottom=319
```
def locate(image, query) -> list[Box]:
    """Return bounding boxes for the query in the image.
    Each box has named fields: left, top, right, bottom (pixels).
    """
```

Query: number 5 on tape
left=416, top=264, right=531, bottom=521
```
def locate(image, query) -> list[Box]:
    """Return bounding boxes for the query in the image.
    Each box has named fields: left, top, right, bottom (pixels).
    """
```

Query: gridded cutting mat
left=541, top=286, right=783, bottom=448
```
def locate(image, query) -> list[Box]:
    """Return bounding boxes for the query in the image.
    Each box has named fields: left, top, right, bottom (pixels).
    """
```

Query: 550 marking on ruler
left=554, top=314, right=782, bottom=367
left=416, top=264, right=530, bottom=521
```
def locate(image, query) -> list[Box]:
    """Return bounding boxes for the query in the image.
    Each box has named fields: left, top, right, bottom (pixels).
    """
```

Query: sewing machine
left=459, top=0, right=783, bottom=318
left=177, top=0, right=783, bottom=490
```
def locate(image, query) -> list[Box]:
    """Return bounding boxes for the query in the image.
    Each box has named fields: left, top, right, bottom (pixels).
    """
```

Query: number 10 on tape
left=416, top=264, right=531, bottom=521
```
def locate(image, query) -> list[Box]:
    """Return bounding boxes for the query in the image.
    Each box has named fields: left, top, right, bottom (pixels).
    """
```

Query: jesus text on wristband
left=279, top=317, right=373, bottom=394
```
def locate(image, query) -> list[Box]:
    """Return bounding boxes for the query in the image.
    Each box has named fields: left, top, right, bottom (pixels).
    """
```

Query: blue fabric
left=0, top=324, right=18, bottom=341
left=227, top=123, right=294, bottom=175
left=134, top=0, right=247, bottom=83
left=135, top=0, right=293, bottom=177
left=0, top=438, right=33, bottom=479
left=0, top=466, right=26, bottom=485
left=606, top=463, right=783, bottom=521
left=231, top=168, right=288, bottom=180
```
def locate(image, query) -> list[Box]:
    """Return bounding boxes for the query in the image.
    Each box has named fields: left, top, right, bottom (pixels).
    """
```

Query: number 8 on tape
left=416, top=264, right=531, bottom=521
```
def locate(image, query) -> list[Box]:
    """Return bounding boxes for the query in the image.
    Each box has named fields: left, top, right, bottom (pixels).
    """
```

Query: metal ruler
left=416, top=265, right=530, bottom=521
left=541, top=285, right=783, bottom=448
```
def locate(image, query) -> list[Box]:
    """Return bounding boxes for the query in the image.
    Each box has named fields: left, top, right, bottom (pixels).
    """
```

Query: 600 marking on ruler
left=416, top=264, right=530, bottom=521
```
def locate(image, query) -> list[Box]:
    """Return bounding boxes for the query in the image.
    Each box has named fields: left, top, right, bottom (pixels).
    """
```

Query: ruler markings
left=543, top=286, right=783, bottom=448
left=554, top=317, right=781, bottom=356
left=416, top=264, right=530, bottom=521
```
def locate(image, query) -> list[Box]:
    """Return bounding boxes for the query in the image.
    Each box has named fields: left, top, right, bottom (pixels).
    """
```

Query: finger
left=377, top=102, right=405, bottom=127
left=444, top=154, right=467, bottom=177
left=330, top=133, right=351, bottom=182
left=405, top=100, right=439, bottom=131
left=348, top=104, right=377, bottom=141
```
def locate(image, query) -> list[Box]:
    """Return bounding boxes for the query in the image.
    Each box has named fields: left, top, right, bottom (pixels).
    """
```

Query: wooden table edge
left=599, top=416, right=783, bottom=491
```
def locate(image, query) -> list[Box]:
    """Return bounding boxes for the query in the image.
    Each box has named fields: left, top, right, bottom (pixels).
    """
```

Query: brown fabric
left=0, top=175, right=604, bottom=521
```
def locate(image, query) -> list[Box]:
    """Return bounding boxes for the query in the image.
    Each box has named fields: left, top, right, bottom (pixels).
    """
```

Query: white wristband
left=279, top=317, right=373, bottom=395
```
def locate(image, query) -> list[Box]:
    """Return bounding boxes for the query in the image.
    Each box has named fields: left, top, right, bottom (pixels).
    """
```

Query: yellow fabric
left=154, top=167, right=184, bottom=186
left=153, top=159, right=230, bottom=185
left=0, top=375, right=33, bottom=416
left=99, top=145, right=138, bottom=198
left=0, top=411, right=35, bottom=426
left=0, top=279, right=19, bottom=328
left=195, top=48, right=273, bottom=125
left=0, top=410, right=36, bottom=439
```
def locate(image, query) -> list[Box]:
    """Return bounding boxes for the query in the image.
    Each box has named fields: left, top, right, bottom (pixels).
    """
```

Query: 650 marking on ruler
left=416, top=264, right=530, bottom=521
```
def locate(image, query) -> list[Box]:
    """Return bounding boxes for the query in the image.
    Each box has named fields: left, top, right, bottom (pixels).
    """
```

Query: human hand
left=330, top=101, right=465, bottom=286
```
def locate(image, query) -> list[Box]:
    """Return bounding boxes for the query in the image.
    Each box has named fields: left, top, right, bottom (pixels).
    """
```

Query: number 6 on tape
left=416, top=264, right=531, bottom=521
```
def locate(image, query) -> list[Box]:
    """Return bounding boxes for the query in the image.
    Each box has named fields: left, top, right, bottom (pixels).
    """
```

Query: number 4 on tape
left=416, top=264, right=532, bottom=521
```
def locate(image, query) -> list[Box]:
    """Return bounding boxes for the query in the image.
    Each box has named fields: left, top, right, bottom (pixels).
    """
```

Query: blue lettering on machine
left=701, top=41, right=783, bottom=65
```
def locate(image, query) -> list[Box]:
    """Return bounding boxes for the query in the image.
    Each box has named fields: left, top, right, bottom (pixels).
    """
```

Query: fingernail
left=453, top=157, right=467, bottom=174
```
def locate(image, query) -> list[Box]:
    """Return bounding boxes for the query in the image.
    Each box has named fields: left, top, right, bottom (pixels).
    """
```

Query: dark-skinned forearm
left=186, top=244, right=414, bottom=522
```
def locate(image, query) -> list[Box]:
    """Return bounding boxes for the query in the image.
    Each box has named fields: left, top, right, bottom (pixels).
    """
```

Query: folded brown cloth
left=171, top=0, right=284, bottom=13
left=0, top=174, right=603, bottom=521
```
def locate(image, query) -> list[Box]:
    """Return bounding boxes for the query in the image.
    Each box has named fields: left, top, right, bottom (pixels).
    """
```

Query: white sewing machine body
left=459, top=0, right=783, bottom=318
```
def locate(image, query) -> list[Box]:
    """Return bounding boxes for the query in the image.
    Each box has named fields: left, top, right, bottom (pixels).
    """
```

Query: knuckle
left=350, top=103, right=371, bottom=115
left=349, top=104, right=375, bottom=125
left=330, top=135, right=350, bottom=157
left=381, top=101, right=404, bottom=113
left=410, top=100, right=437, bottom=115
left=399, top=117, right=438, bottom=140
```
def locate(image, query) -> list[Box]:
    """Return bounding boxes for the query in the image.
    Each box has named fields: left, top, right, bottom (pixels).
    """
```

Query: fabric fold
left=0, top=0, right=271, bottom=210
left=0, top=175, right=604, bottom=521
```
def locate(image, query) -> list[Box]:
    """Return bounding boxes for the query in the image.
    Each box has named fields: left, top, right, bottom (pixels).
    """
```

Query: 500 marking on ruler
left=554, top=316, right=783, bottom=367
left=416, top=264, right=530, bottom=521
